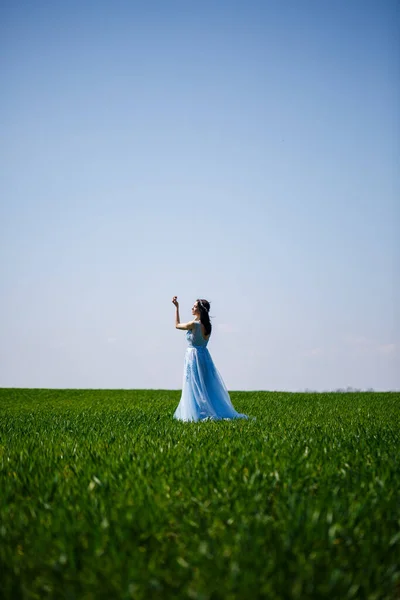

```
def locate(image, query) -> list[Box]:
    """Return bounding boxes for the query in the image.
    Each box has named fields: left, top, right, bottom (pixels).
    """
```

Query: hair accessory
left=198, top=299, right=209, bottom=312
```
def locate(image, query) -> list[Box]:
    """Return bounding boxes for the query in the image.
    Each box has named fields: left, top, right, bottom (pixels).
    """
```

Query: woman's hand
left=172, top=296, right=179, bottom=308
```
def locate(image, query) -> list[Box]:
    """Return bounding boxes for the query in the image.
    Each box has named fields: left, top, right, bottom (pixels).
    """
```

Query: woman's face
left=191, top=301, right=199, bottom=316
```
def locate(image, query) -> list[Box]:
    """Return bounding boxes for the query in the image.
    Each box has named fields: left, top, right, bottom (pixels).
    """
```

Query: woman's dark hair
left=197, top=298, right=212, bottom=336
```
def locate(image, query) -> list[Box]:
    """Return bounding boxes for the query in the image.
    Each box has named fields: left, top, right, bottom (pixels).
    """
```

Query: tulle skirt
left=174, top=346, right=249, bottom=422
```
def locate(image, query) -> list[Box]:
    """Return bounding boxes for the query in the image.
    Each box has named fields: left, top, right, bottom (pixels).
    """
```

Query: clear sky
left=1, top=0, right=399, bottom=391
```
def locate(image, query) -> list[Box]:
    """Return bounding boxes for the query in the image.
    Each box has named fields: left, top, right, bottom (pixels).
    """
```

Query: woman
left=172, top=296, right=248, bottom=422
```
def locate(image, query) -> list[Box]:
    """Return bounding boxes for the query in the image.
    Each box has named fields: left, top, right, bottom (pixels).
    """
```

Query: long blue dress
left=173, top=321, right=249, bottom=422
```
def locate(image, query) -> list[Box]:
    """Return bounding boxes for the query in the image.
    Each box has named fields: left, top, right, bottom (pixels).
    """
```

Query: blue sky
left=1, top=0, right=399, bottom=390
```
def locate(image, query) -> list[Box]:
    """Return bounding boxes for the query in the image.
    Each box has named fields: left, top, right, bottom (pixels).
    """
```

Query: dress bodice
left=186, top=321, right=209, bottom=348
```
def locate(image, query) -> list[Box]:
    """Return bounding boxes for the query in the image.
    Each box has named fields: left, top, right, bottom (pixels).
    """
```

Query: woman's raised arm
left=172, top=296, right=194, bottom=330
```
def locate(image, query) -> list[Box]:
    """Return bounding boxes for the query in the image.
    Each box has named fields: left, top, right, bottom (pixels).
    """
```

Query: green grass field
left=0, top=388, right=399, bottom=600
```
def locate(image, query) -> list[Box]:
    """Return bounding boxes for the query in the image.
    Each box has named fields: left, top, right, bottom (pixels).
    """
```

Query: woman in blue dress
left=172, top=296, right=248, bottom=422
